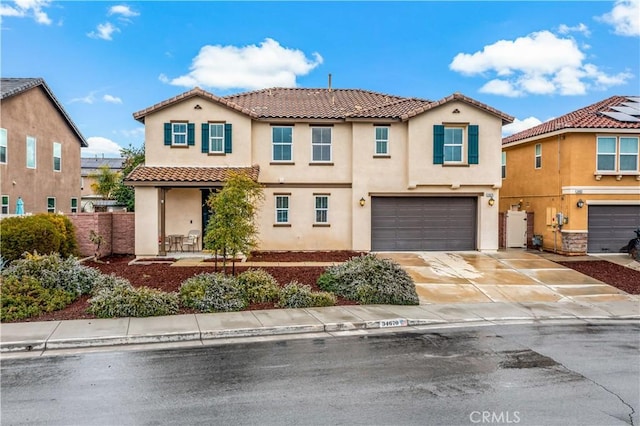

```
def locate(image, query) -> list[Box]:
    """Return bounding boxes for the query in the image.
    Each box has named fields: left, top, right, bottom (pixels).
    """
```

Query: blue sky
left=2, top=1, right=639, bottom=157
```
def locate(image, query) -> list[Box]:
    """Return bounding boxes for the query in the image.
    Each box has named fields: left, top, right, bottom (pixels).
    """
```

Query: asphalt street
left=2, top=322, right=638, bottom=426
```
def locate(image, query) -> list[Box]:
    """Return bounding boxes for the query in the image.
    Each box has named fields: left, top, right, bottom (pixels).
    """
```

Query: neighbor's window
left=502, top=151, right=507, bottom=179
left=272, top=126, right=293, bottom=161
left=534, top=143, right=542, bottom=169
left=172, top=123, right=188, bottom=145
left=1, top=195, right=8, bottom=215
left=597, top=137, right=617, bottom=171
left=209, top=123, right=224, bottom=153
left=0, top=128, right=7, bottom=164
left=444, top=127, right=464, bottom=163
left=620, top=137, right=639, bottom=171
left=47, top=197, right=56, bottom=213
left=314, top=195, right=329, bottom=224
left=275, top=195, right=290, bottom=224
left=26, top=136, right=36, bottom=168
left=53, top=142, right=61, bottom=172
left=311, top=127, right=332, bottom=162
left=375, top=126, right=389, bottom=155
left=71, top=198, right=78, bottom=213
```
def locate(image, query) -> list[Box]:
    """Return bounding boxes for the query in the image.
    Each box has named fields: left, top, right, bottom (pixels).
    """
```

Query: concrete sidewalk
left=2, top=300, right=638, bottom=354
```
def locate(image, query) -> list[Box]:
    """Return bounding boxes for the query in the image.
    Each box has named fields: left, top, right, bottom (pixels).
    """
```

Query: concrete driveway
left=378, top=250, right=637, bottom=305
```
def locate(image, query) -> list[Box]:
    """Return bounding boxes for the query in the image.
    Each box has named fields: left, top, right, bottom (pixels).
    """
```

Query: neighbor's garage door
left=371, top=197, right=477, bottom=251
left=588, top=205, right=640, bottom=253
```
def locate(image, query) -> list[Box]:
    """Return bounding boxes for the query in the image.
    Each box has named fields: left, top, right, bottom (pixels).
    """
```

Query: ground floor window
left=47, top=197, right=56, bottom=213
left=314, top=195, right=329, bottom=224
left=1, top=195, right=8, bottom=214
left=275, top=195, right=289, bottom=224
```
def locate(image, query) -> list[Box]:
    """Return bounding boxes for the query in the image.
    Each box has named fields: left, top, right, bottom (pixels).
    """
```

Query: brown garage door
left=371, top=197, right=477, bottom=251
left=588, top=205, right=640, bottom=253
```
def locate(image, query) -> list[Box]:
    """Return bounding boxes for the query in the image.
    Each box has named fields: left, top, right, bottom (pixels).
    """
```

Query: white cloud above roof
left=108, top=5, right=139, bottom=18
left=82, top=136, right=124, bottom=157
left=599, top=0, right=640, bottom=37
left=450, top=30, right=632, bottom=97
left=558, top=23, right=591, bottom=37
left=103, top=94, right=122, bottom=104
left=87, top=22, right=119, bottom=40
left=502, top=116, right=543, bottom=137
left=0, top=0, right=51, bottom=25
left=162, top=38, right=323, bottom=91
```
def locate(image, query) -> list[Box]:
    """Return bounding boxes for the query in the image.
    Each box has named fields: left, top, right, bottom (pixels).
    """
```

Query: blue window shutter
left=164, top=123, right=171, bottom=146
left=201, top=123, right=209, bottom=153
left=224, top=123, right=232, bottom=153
left=468, top=125, right=479, bottom=164
left=433, top=125, right=444, bottom=164
left=187, top=123, right=195, bottom=146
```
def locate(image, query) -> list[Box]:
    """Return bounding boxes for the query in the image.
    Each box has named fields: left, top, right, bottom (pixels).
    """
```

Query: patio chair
left=182, top=230, right=200, bottom=252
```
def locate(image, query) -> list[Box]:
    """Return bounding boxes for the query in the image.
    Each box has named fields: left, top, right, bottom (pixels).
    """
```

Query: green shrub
left=88, top=283, right=179, bottom=318
left=91, top=273, right=132, bottom=296
left=2, top=252, right=101, bottom=297
left=0, top=214, right=78, bottom=263
left=237, top=269, right=280, bottom=303
left=0, top=275, right=74, bottom=322
left=277, top=281, right=336, bottom=309
left=179, top=273, right=247, bottom=313
left=317, top=254, right=418, bottom=305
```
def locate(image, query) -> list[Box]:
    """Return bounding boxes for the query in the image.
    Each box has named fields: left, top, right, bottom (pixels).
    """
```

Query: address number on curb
left=379, top=318, right=408, bottom=328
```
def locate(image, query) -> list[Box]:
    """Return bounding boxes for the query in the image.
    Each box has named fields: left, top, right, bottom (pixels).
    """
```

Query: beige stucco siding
left=134, top=187, right=161, bottom=256
left=144, top=97, right=254, bottom=167
left=0, top=86, right=82, bottom=214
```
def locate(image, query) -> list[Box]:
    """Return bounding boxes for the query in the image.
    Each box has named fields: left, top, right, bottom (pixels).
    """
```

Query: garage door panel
left=371, top=197, right=477, bottom=251
left=588, top=205, right=640, bottom=253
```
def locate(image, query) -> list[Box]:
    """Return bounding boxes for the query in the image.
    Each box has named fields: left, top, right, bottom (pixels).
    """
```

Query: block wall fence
left=68, top=212, right=135, bottom=257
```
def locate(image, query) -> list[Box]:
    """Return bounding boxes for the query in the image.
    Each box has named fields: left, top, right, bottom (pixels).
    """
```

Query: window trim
left=619, top=136, right=639, bottom=172
left=47, top=197, right=56, bottom=214
left=534, top=143, right=542, bottom=169
left=0, top=128, right=7, bottom=164
left=274, top=195, right=290, bottom=224
left=314, top=194, right=329, bottom=224
left=71, top=197, right=78, bottom=214
left=501, top=151, right=507, bottom=179
left=311, top=126, right=332, bottom=163
left=443, top=126, right=465, bottom=164
left=209, top=123, right=225, bottom=153
left=1, top=195, right=9, bottom=215
left=172, top=122, right=188, bottom=146
left=374, top=126, right=389, bottom=156
left=53, top=142, right=62, bottom=172
left=26, top=136, right=36, bottom=169
left=272, top=126, right=294, bottom=162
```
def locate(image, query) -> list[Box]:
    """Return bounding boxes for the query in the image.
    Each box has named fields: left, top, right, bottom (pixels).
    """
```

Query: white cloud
left=558, top=23, right=591, bottom=36
left=103, top=94, right=122, bottom=104
left=502, top=117, right=543, bottom=137
left=108, top=5, right=139, bottom=18
left=119, top=127, right=145, bottom=140
left=70, top=91, right=96, bottom=104
left=450, top=30, right=632, bottom=97
left=82, top=136, right=124, bottom=157
left=0, top=0, right=51, bottom=25
left=87, top=22, right=119, bottom=41
left=599, top=0, right=640, bottom=37
left=163, top=38, right=323, bottom=90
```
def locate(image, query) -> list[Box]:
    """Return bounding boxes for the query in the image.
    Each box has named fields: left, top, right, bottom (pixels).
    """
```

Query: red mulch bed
left=20, top=252, right=361, bottom=323
left=557, top=260, right=640, bottom=294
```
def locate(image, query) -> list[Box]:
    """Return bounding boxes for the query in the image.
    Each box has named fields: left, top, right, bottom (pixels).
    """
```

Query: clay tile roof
left=125, top=165, right=260, bottom=186
left=503, top=95, right=640, bottom=145
left=1, top=77, right=88, bottom=147
left=401, top=92, right=514, bottom=124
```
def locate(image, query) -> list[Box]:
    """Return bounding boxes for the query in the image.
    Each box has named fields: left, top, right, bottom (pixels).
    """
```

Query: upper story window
left=201, top=123, right=232, bottom=154
left=534, top=144, right=542, bottom=169
left=26, top=136, right=36, bottom=169
left=433, top=125, right=479, bottom=165
left=375, top=126, right=389, bottom=155
left=597, top=136, right=639, bottom=172
left=164, top=122, right=195, bottom=147
left=53, top=142, right=61, bottom=172
left=273, top=126, right=293, bottom=162
left=47, top=197, right=56, bottom=213
left=501, top=151, right=507, bottom=179
left=1, top=195, right=9, bottom=215
left=0, top=128, right=7, bottom=164
left=311, top=127, right=332, bottom=162
left=208, top=123, right=224, bottom=153
left=275, top=195, right=290, bottom=224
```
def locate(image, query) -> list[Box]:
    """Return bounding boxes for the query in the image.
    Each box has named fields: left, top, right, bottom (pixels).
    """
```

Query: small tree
left=203, top=172, right=264, bottom=273
left=89, top=165, right=121, bottom=200
left=114, top=144, right=145, bottom=212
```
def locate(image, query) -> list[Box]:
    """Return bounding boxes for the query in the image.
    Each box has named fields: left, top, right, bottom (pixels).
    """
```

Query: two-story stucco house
left=1, top=78, right=87, bottom=216
left=126, top=87, right=512, bottom=257
left=501, top=96, right=640, bottom=255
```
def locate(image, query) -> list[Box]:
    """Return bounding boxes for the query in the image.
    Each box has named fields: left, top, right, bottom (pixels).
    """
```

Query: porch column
left=159, top=187, right=166, bottom=256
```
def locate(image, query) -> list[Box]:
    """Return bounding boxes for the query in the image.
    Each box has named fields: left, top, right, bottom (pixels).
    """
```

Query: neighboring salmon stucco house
left=501, top=96, right=640, bottom=255
left=126, top=87, right=513, bottom=257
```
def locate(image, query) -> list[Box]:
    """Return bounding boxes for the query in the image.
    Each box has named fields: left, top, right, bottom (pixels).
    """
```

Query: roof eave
left=502, top=127, right=640, bottom=147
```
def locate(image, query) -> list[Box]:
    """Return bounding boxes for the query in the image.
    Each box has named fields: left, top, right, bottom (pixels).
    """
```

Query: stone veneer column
left=561, top=231, right=588, bottom=255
